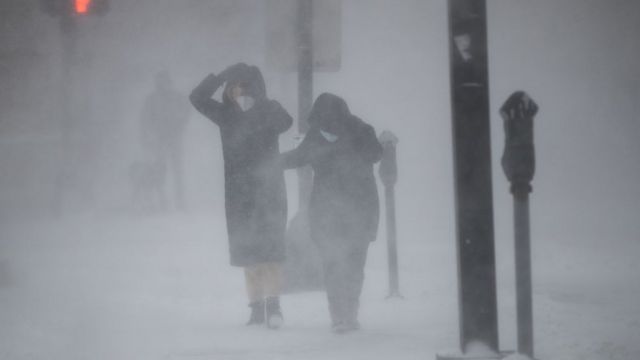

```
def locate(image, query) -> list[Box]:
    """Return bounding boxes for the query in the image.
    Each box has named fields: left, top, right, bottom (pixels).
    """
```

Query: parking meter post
left=514, top=193, right=533, bottom=357
left=385, top=183, right=400, bottom=298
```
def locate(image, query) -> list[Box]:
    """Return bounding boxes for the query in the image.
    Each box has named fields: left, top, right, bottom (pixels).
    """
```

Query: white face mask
left=320, top=130, right=338, bottom=143
left=235, top=95, right=255, bottom=112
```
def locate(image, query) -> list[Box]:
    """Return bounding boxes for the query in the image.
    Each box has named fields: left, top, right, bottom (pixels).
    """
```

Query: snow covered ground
left=0, top=212, right=639, bottom=360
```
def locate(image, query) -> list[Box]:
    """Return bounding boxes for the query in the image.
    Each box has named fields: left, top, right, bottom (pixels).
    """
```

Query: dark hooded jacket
left=282, top=93, right=383, bottom=244
left=190, top=65, right=292, bottom=267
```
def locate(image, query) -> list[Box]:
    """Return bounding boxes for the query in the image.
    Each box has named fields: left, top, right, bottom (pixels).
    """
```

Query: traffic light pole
left=282, top=0, right=323, bottom=292
left=52, top=13, right=78, bottom=215
left=59, top=14, right=78, bottom=135
left=297, top=0, right=313, bottom=207
left=439, top=0, right=500, bottom=357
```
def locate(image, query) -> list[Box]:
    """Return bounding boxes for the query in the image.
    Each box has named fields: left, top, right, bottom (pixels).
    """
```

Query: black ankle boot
left=246, top=300, right=265, bottom=325
left=265, top=296, right=283, bottom=329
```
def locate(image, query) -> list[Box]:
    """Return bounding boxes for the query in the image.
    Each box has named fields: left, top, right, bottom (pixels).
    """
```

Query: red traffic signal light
left=75, top=0, right=90, bottom=14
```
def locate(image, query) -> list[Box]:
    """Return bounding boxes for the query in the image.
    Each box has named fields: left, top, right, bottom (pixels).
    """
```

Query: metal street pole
left=52, top=13, right=78, bottom=215
left=60, top=13, right=78, bottom=137
left=282, top=0, right=323, bottom=292
left=440, top=0, right=500, bottom=357
left=297, top=0, right=313, bottom=208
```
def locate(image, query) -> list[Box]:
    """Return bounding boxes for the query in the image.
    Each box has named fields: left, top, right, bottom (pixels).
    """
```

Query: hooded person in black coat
left=282, top=93, right=383, bottom=333
left=190, top=63, right=292, bottom=329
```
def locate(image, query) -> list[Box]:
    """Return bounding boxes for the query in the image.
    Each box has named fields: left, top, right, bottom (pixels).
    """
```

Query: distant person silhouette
left=139, top=71, right=190, bottom=211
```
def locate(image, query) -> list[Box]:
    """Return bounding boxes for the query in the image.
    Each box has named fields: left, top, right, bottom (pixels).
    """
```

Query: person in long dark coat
left=282, top=93, right=382, bottom=333
left=190, top=63, right=292, bottom=329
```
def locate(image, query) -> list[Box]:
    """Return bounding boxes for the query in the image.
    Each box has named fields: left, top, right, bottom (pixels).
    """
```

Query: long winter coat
left=283, top=93, right=382, bottom=244
left=190, top=67, right=292, bottom=267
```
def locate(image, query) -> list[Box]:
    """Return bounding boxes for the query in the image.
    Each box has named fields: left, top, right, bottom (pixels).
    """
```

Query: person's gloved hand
left=378, top=130, right=399, bottom=146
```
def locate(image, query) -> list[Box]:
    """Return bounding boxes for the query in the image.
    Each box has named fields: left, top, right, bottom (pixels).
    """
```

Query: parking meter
left=378, top=130, right=401, bottom=298
left=500, top=91, right=538, bottom=198
left=378, top=131, right=399, bottom=187
left=500, top=91, right=539, bottom=358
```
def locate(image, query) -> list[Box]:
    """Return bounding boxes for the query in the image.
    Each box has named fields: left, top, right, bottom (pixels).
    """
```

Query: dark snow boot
left=265, top=296, right=283, bottom=329
left=246, top=300, right=265, bottom=326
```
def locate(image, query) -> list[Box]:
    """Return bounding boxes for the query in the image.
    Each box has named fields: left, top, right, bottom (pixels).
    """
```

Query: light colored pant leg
left=245, top=262, right=283, bottom=302
left=262, top=262, right=283, bottom=298
left=244, top=265, right=264, bottom=303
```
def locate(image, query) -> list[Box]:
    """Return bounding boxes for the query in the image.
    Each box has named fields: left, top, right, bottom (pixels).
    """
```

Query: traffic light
left=75, top=0, right=90, bottom=14
left=40, top=0, right=109, bottom=17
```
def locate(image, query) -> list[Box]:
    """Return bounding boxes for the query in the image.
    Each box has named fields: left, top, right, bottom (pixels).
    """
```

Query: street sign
left=266, top=0, right=342, bottom=72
